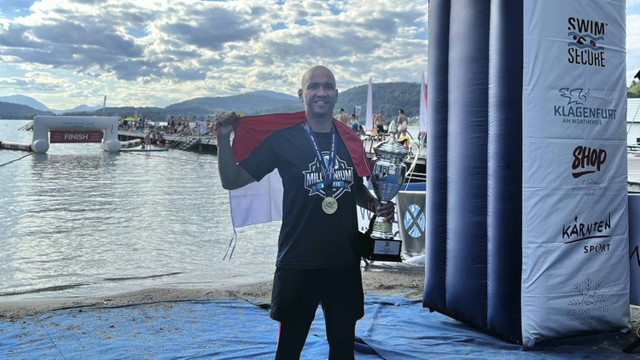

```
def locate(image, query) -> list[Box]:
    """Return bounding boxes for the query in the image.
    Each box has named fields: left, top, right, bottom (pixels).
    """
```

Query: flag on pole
left=365, top=77, right=373, bottom=133
left=419, top=72, right=428, bottom=134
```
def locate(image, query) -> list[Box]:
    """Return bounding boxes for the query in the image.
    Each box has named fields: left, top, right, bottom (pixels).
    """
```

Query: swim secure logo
left=303, top=153, right=353, bottom=199
left=554, top=87, right=616, bottom=126
left=567, top=16, right=606, bottom=67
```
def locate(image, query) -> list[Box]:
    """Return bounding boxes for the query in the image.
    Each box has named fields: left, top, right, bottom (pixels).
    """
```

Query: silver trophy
left=370, top=120, right=408, bottom=240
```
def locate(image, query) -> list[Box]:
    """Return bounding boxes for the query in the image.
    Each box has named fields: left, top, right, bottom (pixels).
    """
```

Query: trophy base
left=358, top=233, right=402, bottom=263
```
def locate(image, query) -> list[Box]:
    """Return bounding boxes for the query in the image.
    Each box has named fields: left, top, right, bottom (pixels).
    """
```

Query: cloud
left=0, top=0, right=428, bottom=107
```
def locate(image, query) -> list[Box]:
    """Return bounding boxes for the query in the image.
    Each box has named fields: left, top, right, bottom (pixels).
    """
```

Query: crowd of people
left=118, top=114, right=218, bottom=136
left=116, top=108, right=414, bottom=151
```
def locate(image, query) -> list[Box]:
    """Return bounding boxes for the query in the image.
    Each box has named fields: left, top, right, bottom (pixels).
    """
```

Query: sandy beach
left=0, top=263, right=423, bottom=319
left=1, top=262, right=638, bottom=343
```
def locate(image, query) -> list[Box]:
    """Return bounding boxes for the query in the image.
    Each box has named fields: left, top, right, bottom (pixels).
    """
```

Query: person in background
left=351, top=114, right=359, bottom=134
left=396, top=109, right=409, bottom=138
left=374, top=110, right=385, bottom=141
left=337, top=108, right=350, bottom=126
left=216, top=65, right=394, bottom=360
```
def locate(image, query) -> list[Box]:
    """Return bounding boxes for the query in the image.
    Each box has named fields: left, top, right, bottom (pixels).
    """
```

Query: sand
left=1, top=262, right=638, bottom=341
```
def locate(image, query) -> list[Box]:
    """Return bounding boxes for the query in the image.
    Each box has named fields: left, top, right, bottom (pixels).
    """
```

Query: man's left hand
left=370, top=198, right=395, bottom=223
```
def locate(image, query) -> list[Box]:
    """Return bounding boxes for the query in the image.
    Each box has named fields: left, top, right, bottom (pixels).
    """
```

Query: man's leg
left=275, top=320, right=313, bottom=360
left=323, top=311, right=356, bottom=360
left=271, top=268, right=320, bottom=359
left=320, top=265, right=364, bottom=360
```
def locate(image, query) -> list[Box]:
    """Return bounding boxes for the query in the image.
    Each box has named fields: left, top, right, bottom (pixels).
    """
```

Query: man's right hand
left=215, top=111, right=240, bottom=137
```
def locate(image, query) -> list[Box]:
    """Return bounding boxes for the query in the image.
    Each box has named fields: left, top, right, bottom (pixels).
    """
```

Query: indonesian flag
left=228, top=111, right=372, bottom=228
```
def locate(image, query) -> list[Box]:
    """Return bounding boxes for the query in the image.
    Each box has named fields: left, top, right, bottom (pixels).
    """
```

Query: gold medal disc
left=322, top=196, right=338, bottom=214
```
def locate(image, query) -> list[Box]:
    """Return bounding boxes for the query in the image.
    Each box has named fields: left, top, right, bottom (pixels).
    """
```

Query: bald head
left=298, top=66, right=338, bottom=126
left=300, top=65, right=336, bottom=89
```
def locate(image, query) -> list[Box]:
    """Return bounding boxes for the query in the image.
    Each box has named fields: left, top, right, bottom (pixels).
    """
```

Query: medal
left=322, top=196, right=338, bottom=214
left=302, top=121, right=340, bottom=215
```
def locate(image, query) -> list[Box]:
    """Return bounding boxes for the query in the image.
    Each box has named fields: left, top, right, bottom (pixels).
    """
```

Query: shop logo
left=567, top=16, right=606, bottom=67
left=571, top=146, right=606, bottom=178
left=567, top=275, right=609, bottom=326
left=554, top=87, right=616, bottom=126
left=303, top=153, right=353, bottom=199
left=562, top=213, right=610, bottom=244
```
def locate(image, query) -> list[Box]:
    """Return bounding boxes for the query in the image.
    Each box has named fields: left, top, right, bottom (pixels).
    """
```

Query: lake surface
left=0, top=120, right=281, bottom=301
left=2, top=99, right=640, bottom=301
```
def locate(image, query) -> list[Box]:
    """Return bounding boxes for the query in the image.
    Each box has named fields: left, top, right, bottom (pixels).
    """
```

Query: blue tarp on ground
left=0, top=294, right=636, bottom=359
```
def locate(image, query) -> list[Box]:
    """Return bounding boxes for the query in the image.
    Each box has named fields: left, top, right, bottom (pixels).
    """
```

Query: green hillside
left=336, top=82, right=421, bottom=122
left=0, top=101, right=54, bottom=119
left=629, top=81, right=640, bottom=98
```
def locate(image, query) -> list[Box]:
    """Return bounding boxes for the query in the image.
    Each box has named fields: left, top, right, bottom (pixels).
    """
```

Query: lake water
left=0, top=120, right=281, bottom=301
left=2, top=99, right=640, bottom=301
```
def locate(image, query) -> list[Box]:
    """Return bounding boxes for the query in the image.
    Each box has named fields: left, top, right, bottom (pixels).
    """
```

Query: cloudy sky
left=0, top=0, right=637, bottom=110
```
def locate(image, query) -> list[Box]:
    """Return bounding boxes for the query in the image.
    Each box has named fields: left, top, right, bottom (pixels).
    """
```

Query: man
left=396, top=109, right=409, bottom=138
left=216, top=65, right=394, bottom=359
left=374, top=110, right=385, bottom=141
left=337, top=108, right=350, bottom=126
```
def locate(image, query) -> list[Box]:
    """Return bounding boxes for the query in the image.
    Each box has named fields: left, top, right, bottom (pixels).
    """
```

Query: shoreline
left=0, top=263, right=425, bottom=320
left=1, top=263, right=638, bottom=345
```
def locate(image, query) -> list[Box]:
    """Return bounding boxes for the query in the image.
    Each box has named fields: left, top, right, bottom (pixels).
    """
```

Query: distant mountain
left=246, top=90, right=299, bottom=101
left=0, top=83, right=423, bottom=122
left=0, top=95, right=50, bottom=112
left=164, top=92, right=302, bottom=116
left=0, top=101, right=54, bottom=119
left=59, top=104, right=102, bottom=114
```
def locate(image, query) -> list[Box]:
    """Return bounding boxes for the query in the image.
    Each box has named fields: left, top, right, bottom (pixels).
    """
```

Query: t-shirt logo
left=303, top=152, right=354, bottom=199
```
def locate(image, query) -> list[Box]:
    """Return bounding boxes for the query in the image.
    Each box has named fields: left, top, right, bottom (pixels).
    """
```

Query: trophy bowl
left=370, top=120, right=407, bottom=240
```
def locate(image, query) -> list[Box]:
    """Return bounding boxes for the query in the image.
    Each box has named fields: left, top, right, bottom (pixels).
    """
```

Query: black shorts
left=270, top=265, right=364, bottom=323
left=377, top=124, right=385, bottom=134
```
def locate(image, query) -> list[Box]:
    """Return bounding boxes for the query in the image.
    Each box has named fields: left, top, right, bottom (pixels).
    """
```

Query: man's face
left=298, top=67, right=338, bottom=119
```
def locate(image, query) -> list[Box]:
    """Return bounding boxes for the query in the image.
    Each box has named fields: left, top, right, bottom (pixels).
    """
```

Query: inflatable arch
left=424, top=0, right=629, bottom=346
left=31, top=116, right=121, bottom=153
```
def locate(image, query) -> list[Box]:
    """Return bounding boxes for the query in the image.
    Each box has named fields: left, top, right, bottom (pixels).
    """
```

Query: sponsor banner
left=630, top=195, right=640, bottom=305
left=396, top=191, right=426, bottom=255
left=50, top=130, right=103, bottom=143
left=521, top=0, right=628, bottom=346
left=522, top=138, right=627, bottom=190
left=522, top=0, right=626, bottom=140
left=522, top=188, right=628, bottom=254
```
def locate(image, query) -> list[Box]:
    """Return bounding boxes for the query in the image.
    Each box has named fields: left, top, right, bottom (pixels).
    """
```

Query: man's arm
left=354, top=181, right=395, bottom=223
left=216, top=113, right=256, bottom=190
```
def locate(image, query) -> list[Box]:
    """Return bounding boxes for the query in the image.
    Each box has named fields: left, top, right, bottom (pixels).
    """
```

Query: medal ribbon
left=301, top=121, right=336, bottom=197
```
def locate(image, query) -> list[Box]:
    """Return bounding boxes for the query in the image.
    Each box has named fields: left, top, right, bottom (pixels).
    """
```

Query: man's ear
left=336, top=89, right=339, bottom=100
left=298, top=89, right=303, bottom=102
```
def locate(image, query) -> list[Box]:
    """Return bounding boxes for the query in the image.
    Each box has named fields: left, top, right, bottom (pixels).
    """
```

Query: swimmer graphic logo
left=567, top=16, right=606, bottom=67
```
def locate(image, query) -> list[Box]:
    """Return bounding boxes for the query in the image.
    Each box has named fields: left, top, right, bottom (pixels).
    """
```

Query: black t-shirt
left=239, top=123, right=362, bottom=268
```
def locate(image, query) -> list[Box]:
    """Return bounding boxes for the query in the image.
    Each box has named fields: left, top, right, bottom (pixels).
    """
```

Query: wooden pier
left=117, top=130, right=427, bottom=178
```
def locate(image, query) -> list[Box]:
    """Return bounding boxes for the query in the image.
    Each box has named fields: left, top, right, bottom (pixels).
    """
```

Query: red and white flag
left=227, top=111, right=372, bottom=229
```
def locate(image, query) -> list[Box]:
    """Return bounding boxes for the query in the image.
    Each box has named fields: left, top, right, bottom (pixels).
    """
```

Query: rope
left=223, top=228, right=237, bottom=260
left=0, top=152, right=34, bottom=167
